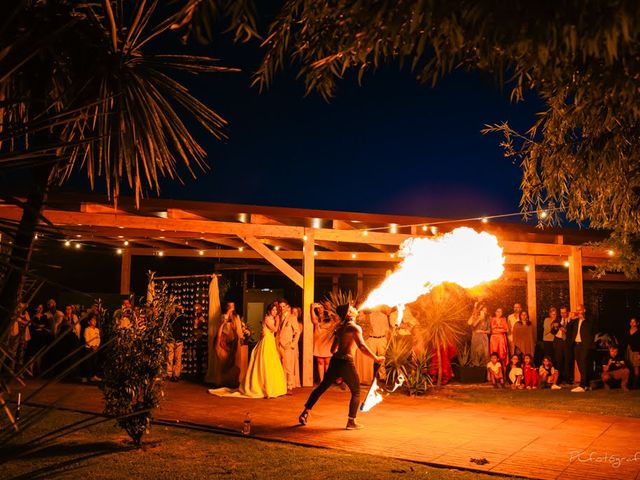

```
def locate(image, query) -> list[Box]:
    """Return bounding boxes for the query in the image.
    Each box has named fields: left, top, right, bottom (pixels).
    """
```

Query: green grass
left=425, top=383, right=640, bottom=418
left=1, top=407, right=519, bottom=480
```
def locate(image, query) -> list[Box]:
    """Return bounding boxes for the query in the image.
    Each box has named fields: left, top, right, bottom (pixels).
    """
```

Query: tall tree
left=255, top=0, right=640, bottom=276
left=0, top=0, right=237, bottom=334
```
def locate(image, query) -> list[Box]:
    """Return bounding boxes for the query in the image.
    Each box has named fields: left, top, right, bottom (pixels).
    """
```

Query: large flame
left=362, top=227, right=504, bottom=311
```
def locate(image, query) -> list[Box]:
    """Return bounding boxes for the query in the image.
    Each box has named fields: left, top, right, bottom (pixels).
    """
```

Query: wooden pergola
left=0, top=194, right=629, bottom=386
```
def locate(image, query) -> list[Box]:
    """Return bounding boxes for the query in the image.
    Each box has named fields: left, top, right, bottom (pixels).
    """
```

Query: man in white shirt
left=507, top=303, right=523, bottom=356
left=566, top=305, right=594, bottom=392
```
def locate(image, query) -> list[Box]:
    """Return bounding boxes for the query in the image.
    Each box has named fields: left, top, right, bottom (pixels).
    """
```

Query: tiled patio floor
left=20, top=381, right=640, bottom=480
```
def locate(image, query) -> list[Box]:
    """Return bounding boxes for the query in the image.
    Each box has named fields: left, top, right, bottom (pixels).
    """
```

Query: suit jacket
left=566, top=317, right=594, bottom=349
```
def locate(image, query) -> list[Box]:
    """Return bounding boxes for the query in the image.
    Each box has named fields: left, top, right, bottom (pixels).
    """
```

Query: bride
left=210, top=304, right=286, bottom=398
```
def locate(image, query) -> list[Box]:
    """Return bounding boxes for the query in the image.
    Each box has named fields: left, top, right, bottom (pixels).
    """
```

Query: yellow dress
left=209, top=324, right=286, bottom=399
left=240, top=328, right=286, bottom=398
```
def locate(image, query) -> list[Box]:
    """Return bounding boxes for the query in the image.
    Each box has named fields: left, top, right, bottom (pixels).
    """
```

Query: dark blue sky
left=163, top=36, right=544, bottom=219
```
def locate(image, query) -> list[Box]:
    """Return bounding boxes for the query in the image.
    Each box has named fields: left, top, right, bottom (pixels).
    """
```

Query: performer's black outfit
left=304, top=354, right=361, bottom=418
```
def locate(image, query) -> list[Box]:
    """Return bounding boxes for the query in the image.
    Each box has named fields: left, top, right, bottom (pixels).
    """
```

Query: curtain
left=205, top=274, right=222, bottom=384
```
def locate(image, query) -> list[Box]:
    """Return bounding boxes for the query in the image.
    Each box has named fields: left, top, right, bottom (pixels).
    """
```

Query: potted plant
left=456, top=343, right=488, bottom=383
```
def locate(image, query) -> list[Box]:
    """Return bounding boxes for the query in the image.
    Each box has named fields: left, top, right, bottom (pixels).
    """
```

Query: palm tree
left=410, top=284, right=471, bottom=386
left=0, top=0, right=237, bottom=335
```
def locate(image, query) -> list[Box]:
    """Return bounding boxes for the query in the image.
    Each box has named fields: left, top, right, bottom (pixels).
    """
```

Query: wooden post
left=302, top=228, right=315, bottom=387
left=356, top=271, right=364, bottom=299
left=568, top=246, right=584, bottom=311
left=526, top=257, right=537, bottom=336
left=120, top=250, right=131, bottom=295
left=569, top=246, right=584, bottom=384
left=332, top=275, right=339, bottom=293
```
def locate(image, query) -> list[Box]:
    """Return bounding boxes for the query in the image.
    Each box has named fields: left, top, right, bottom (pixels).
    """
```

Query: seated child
left=486, top=352, right=504, bottom=388
left=523, top=354, right=539, bottom=389
left=538, top=356, right=561, bottom=389
left=508, top=354, right=524, bottom=389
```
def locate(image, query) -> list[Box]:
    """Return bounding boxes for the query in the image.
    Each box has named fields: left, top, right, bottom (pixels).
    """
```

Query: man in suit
left=565, top=304, right=594, bottom=392
left=278, top=301, right=300, bottom=395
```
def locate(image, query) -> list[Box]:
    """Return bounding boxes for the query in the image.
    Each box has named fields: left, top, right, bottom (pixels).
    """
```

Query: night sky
left=150, top=34, right=544, bottom=220
left=1, top=19, right=546, bottom=221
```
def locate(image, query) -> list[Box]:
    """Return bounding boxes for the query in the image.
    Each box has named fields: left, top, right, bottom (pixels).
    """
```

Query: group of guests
left=7, top=299, right=102, bottom=382
left=469, top=301, right=640, bottom=391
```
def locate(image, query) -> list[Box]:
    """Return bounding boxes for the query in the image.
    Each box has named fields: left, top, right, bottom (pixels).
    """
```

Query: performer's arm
left=354, top=325, right=384, bottom=363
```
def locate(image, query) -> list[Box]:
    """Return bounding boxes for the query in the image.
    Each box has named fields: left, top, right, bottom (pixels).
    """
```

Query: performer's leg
left=304, top=358, right=338, bottom=411
left=340, top=360, right=361, bottom=419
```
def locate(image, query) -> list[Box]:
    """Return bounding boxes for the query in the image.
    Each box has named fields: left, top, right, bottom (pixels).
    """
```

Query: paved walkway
left=20, top=381, right=640, bottom=480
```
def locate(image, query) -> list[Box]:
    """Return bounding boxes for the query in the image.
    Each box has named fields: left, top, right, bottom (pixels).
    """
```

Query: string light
left=390, top=253, right=396, bottom=259
left=422, top=225, right=428, bottom=232
left=313, top=251, right=318, bottom=256
left=303, top=235, right=308, bottom=241
left=540, top=210, right=548, bottom=219
left=607, top=250, right=615, bottom=256
left=274, top=246, right=280, bottom=251
left=563, top=260, right=570, bottom=268
left=64, top=240, right=71, bottom=247
left=351, top=253, right=357, bottom=259
left=481, top=217, right=488, bottom=224
left=34, top=233, right=38, bottom=240
left=238, top=247, right=244, bottom=252
left=75, top=243, right=81, bottom=249
left=389, top=224, right=398, bottom=234
left=158, top=250, right=164, bottom=256
left=430, top=226, right=438, bottom=235
left=524, top=265, right=530, bottom=272
left=123, top=240, right=129, bottom=246
left=199, top=250, right=204, bottom=256
left=116, top=248, right=123, bottom=255
left=363, top=230, right=369, bottom=236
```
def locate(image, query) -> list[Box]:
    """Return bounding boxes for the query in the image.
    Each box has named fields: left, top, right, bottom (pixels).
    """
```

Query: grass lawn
left=1, top=407, right=519, bottom=480
left=426, top=383, right=640, bottom=418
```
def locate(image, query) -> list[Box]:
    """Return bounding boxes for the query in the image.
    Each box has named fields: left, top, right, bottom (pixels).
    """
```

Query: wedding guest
left=539, top=356, right=561, bottom=389
left=213, top=301, right=244, bottom=387
left=27, top=304, right=51, bottom=374
left=507, top=354, right=524, bottom=389
left=311, top=301, right=338, bottom=383
left=82, top=314, right=101, bottom=383
left=624, top=318, right=639, bottom=389
left=542, top=307, right=558, bottom=360
left=113, top=298, right=133, bottom=329
left=566, top=305, right=594, bottom=392
left=507, top=303, right=523, bottom=356
left=486, top=352, right=504, bottom=388
left=553, top=306, right=570, bottom=383
left=601, top=345, right=630, bottom=391
left=512, top=311, right=535, bottom=358
left=9, top=303, right=31, bottom=370
left=44, top=299, right=63, bottom=338
left=523, top=354, right=539, bottom=389
left=167, top=304, right=186, bottom=382
left=468, top=302, right=490, bottom=367
left=490, top=308, right=509, bottom=375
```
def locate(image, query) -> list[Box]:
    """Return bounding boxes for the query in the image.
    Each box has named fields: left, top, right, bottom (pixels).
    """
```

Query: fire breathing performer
left=299, top=304, right=385, bottom=430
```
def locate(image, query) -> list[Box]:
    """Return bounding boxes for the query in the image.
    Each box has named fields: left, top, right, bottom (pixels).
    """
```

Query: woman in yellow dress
left=210, top=304, right=286, bottom=398
left=240, top=304, right=287, bottom=398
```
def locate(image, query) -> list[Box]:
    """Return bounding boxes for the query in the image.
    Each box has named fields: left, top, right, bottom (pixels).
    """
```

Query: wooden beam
left=568, top=246, right=584, bottom=311
left=526, top=257, right=537, bottom=335
left=120, top=249, right=131, bottom=295
left=302, top=228, right=315, bottom=387
left=241, top=236, right=303, bottom=287
left=81, top=203, right=127, bottom=214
